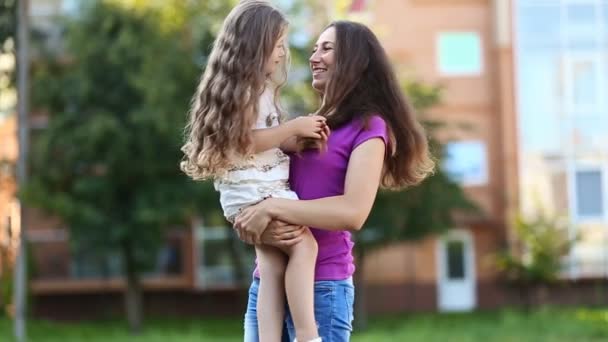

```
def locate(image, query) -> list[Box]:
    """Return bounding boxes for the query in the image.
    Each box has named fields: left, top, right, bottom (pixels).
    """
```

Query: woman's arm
left=234, top=138, right=385, bottom=243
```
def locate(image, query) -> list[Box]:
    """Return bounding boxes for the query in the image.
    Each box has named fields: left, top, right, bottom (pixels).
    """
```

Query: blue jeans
left=244, top=277, right=355, bottom=342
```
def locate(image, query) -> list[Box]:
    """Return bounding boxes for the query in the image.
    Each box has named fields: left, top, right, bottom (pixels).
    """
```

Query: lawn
left=1, top=307, right=608, bottom=341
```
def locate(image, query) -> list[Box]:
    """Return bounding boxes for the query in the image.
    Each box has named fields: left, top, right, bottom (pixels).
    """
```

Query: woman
left=235, top=20, right=435, bottom=341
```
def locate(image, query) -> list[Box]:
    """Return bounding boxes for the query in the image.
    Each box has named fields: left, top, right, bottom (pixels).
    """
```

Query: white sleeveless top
left=214, top=88, right=298, bottom=222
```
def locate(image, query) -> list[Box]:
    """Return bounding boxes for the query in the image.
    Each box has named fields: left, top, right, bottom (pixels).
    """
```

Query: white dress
left=214, top=89, right=298, bottom=222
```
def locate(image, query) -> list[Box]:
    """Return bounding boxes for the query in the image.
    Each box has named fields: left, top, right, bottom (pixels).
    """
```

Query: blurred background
left=1, top=0, right=608, bottom=341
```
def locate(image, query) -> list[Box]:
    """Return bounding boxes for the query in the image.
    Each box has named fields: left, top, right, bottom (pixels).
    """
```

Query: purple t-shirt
left=253, top=115, right=388, bottom=281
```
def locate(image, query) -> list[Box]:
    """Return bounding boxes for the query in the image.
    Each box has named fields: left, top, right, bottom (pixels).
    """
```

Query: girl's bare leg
left=281, top=228, right=319, bottom=342
left=256, top=245, right=288, bottom=342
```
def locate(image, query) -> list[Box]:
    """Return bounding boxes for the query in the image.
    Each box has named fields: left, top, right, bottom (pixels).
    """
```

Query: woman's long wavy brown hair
left=180, top=0, right=288, bottom=180
left=317, top=21, right=435, bottom=189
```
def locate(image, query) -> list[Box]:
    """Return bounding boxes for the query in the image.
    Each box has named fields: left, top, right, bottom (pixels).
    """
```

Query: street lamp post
left=14, top=0, right=30, bottom=341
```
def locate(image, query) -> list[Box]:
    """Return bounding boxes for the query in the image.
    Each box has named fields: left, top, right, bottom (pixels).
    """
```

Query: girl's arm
left=279, top=136, right=299, bottom=153
left=235, top=138, right=385, bottom=243
left=251, top=116, right=326, bottom=153
left=279, top=124, right=331, bottom=152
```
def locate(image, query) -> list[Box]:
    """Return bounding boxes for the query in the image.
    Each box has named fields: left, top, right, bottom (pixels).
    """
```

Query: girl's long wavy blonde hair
left=180, top=0, right=289, bottom=180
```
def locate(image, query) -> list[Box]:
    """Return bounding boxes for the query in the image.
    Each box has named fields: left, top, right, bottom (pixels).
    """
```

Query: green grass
left=355, top=307, right=608, bottom=342
left=1, top=307, right=608, bottom=341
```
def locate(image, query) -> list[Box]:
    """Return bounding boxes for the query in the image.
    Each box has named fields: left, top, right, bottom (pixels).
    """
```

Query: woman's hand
left=234, top=199, right=274, bottom=244
left=260, top=220, right=306, bottom=248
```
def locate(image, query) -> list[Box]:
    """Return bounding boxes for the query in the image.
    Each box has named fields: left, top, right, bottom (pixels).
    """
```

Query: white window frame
left=436, top=32, right=484, bottom=77
left=565, top=161, right=608, bottom=279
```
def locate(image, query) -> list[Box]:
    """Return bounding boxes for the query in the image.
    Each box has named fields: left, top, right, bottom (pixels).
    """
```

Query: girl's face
left=309, top=27, right=336, bottom=93
left=265, top=31, right=287, bottom=75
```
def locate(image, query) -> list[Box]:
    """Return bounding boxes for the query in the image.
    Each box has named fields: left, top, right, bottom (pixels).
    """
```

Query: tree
left=0, top=0, right=16, bottom=61
left=23, top=1, right=233, bottom=333
left=354, top=81, right=480, bottom=328
left=0, top=0, right=16, bottom=115
left=496, top=212, right=577, bottom=310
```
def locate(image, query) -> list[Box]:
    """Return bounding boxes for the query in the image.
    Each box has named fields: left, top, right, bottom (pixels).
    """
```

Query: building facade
left=348, top=0, right=516, bottom=313
left=515, top=0, right=608, bottom=278
left=11, top=0, right=607, bottom=319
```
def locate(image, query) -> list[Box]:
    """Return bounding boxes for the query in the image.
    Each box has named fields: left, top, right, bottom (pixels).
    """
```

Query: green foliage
left=496, top=212, right=577, bottom=285
left=25, top=0, right=231, bottom=271
left=0, top=0, right=16, bottom=116
left=0, top=0, right=15, bottom=49
left=0, top=245, right=12, bottom=316
left=24, top=0, right=320, bottom=281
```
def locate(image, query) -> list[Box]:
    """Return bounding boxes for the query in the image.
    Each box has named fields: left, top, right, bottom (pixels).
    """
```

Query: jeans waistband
left=252, top=276, right=353, bottom=286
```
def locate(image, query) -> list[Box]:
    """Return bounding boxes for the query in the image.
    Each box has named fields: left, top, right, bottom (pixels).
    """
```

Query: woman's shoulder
left=340, top=114, right=387, bottom=132
left=344, top=114, right=388, bottom=149
left=365, top=114, right=387, bottom=130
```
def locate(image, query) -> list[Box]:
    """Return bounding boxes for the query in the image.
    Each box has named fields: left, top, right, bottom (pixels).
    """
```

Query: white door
left=437, top=229, right=476, bottom=312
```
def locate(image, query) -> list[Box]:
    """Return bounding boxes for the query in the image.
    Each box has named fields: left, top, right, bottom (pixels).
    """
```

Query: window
left=572, top=60, right=597, bottom=106
left=566, top=3, right=600, bottom=50
left=564, top=55, right=602, bottom=115
left=31, top=3, right=55, bottom=17
left=61, top=0, right=80, bottom=16
left=145, top=238, right=183, bottom=277
left=517, top=4, right=561, bottom=48
left=566, top=4, right=598, bottom=31
left=70, top=248, right=123, bottom=279
left=446, top=240, right=466, bottom=280
left=437, top=32, right=482, bottom=76
left=603, top=3, right=608, bottom=47
left=444, top=140, right=488, bottom=186
left=195, top=225, right=254, bottom=288
left=68, top=235, right=184, bottom=280
left=575, top=169, right=604, bottom=218
left=567, top=57, right=600, bottom=112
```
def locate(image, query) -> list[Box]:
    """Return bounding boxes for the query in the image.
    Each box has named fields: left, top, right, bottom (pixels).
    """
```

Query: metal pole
left=14, top=0, right=30, bottom=341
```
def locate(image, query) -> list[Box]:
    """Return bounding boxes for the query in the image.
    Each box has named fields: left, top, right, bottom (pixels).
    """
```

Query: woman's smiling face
left=309, top=27, right=336, bottom=93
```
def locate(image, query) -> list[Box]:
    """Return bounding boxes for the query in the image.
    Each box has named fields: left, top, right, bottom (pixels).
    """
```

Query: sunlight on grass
left=576, top=308, right=608, bottom=324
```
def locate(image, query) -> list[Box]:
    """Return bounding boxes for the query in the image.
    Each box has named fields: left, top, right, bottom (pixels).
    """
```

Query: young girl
left=180, top=1, right=323, bottom=342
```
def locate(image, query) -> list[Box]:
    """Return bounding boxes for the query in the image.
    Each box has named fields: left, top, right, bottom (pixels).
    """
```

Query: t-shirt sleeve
left=352, top=115, right=388, bottom=150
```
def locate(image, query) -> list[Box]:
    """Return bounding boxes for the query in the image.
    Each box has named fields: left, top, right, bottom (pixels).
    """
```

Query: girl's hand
left=290, top=115, right=327, bottom=139
left=234, top=199, right=274, bottom=244
left=297, top=124, right=330, bottom=151
left=320, top=123, right=331, bottom=141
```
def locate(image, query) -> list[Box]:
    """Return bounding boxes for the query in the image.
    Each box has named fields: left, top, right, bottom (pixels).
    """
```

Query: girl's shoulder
left=255, top=88, right=280, bottom=129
